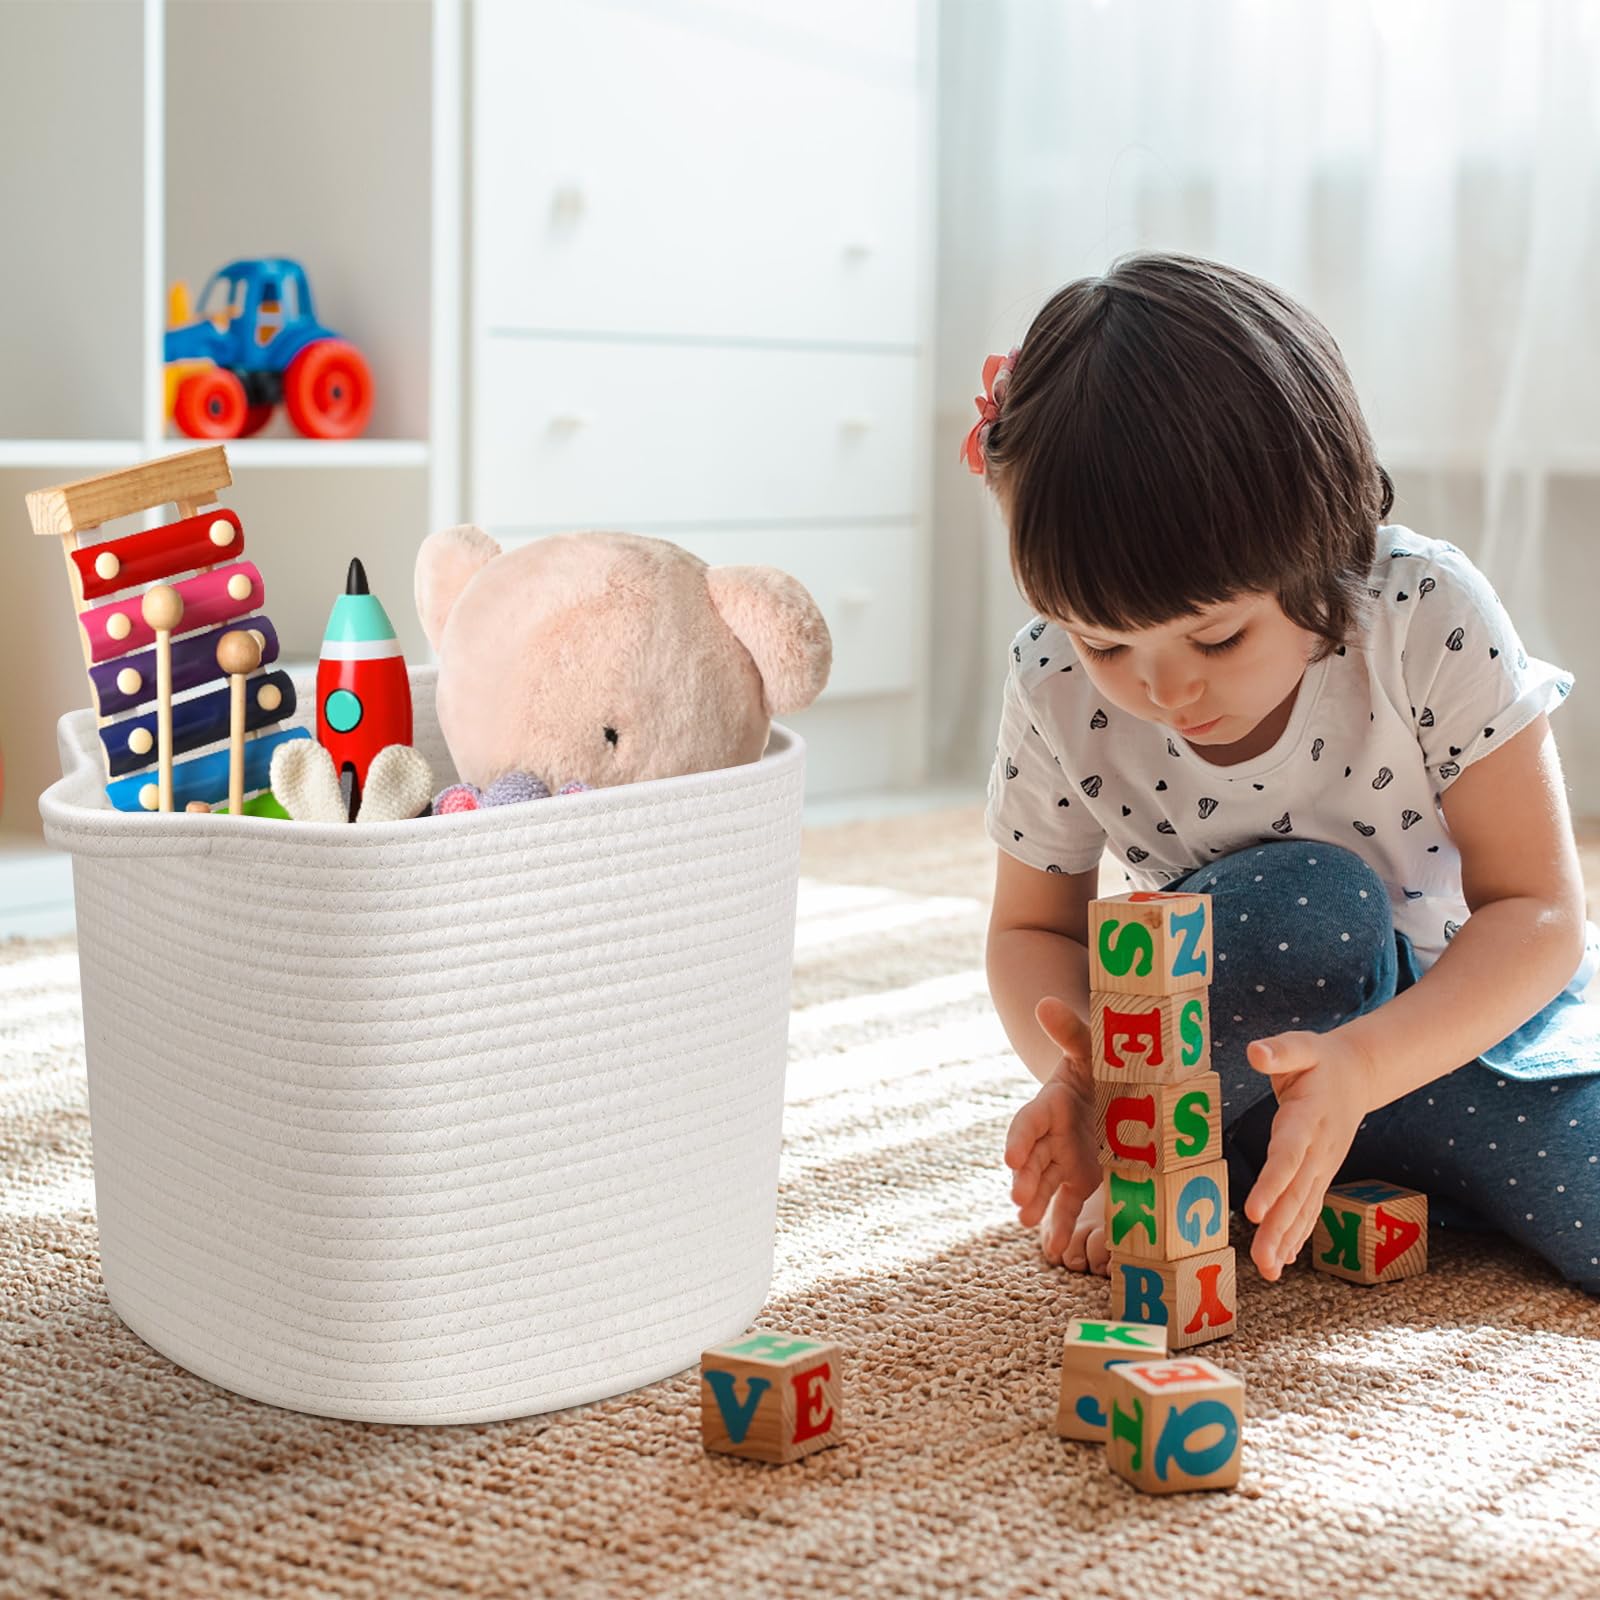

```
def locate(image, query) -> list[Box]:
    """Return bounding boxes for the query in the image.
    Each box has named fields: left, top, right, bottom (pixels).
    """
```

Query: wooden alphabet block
left=1095, top=1071, right=1221, bottom=1172
left=1110, top=1246, right=1237, bottom=1350
left=1088, top=891, right=1213, bottom=997
left=1105, top=1356, right=1244, bottom=1494
left=1055, top=1317, right=1169, bottom=1441
left=700, top=1330, right=843, bottom=1463
left=1090, top=989, right=1210, bottom=1084
left=1104, top=1159, right=1229, bottom=1262
left=1311, top=1180, right=1428, bottom=1284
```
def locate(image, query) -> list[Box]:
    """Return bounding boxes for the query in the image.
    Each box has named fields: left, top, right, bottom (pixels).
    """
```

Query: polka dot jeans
left=1167, top=840, right=1600, bottom=1296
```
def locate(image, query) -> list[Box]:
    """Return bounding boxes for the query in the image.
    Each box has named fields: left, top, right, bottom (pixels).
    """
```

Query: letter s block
left=1089, top=891, right=1213, bottom=996
left=1104, top=1159, right=1230, bottom=1262
left=1311, top=1180, right=1428, bottom=1285
left=1105, top=1356, right=1244, bottom=1494
left=1055, top=1317, right=1170, bottom=1441
left=1095, top=1071, right=1222, bottom=1172
left=1090, top=989, right=1211, bottom=1084
left=1110, top=1246, right=1237, bottom=1350
left=700, top=1330, right=844, bottom=1463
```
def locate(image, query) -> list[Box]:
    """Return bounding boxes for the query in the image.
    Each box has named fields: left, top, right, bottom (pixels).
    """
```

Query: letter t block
left=1105, top=1356, right=1244, bottom=1493
left=700, top=1330, right=844, bottom=1463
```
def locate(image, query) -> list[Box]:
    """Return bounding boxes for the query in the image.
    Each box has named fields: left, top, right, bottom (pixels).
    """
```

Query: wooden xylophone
left=26, top=446, right=309, bottom=813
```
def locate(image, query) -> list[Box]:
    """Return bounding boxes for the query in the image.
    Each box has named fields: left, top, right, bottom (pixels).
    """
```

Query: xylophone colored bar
left=81, top=561, right=265, bottom=664
left=100, top=671, right=297, bottom=776
left=88, top=615, right=281, bottom=717
left=70, top=508, right=244, bottom=600
left=105, top=726, right=309, bottom=813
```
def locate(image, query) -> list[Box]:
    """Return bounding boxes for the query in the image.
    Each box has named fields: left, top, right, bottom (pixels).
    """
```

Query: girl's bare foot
left=1041, top=1178, right=1110, bottom=1275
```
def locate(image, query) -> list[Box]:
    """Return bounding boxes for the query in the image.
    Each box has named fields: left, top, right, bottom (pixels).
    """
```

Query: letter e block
left=1091, top=990, right=1211, bottom=1084
left=1110, top=1246, right=1237, bottom=1350
left=1095, top=1071, right=1222, bottom=1172
left=1105, top=1356, right=1244, bottom=1493
left=1089, top=891, right=1213, bottom=996
left=700, top=1330, right=843, bottom=1463
left=1311, top=1180, right=1428, bottom=1284
left=1055, top=1317, right=1170, bottom=1441
left=1104, top=1160, right=1229, bottom=1262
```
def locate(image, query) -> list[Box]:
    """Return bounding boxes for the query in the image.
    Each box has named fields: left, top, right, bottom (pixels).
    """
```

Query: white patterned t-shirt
left=984, top=526, right=1592, bottom=989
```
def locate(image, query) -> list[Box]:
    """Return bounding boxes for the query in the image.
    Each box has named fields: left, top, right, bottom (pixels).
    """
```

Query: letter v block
left=1095, top=1071, right=1222, bottom=1172
left=1056, top=1317, right=1169, bottom=1441
left=1105, top=1160, right=1230, bottom=1261
left=700, top=1330, right=844, bottom=1463
left=1090, top=990, right=1211, bottom=1084
left=1110, top=1246, right=1237, bottom=1350
left=1089, top=891, right=1213, bottom=997
left=1311, top=1180, right=1428, bottom=1284
left=1105, top=1356, right=1244, bottom=1494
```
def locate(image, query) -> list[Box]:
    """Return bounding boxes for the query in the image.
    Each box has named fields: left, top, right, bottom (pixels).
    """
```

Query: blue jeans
left=1167, top=842, right=1600, bottom=1296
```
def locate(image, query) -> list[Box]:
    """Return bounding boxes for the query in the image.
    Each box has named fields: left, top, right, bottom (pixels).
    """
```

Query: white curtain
left=933, top=0, right=1600, bottom=809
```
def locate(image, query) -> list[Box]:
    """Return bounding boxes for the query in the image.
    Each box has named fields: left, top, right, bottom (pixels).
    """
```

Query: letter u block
left=1055, top=1317, right=1170, bottom=1441
left=1311, top=1180, right=1428, bottom=1284
left=1104, top=1159, right=1229, bottom=1262
left=700, top=1331, right=844, bottom=1463
left=1089, top=891, right=1213, bottom=996
left=1110, top=1246, right=1237, bottom=1350
left=1095, top=1071, right=1222, bottom=1172
left=1090, top=990, right=1210, bottom=1084
left=1105, top=1356, right=1244, bottom=1494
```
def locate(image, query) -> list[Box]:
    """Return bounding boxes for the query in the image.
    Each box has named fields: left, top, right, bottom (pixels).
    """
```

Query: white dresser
left=468, top=0, right=936, bottom=796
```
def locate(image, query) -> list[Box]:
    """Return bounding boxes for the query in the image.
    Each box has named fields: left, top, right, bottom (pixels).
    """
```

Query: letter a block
left=1110, top=1246, right=1237, bottom=1350
left=1105, top=1356, right=1244, bottom=1494
left=1055, top=1317, right=1169, bottom=1441
left=1090, top=990, right=1211, bottom=1083
left=1095, top=1070, right=1222, bottom=1172
left=700, top=1331, right=843, bottom=1464
left=1105, top=1159, right=1230, bottom=1262
left=1312, top=1180, right=1428, bottom=1284
left=1089, top=891, right=1212, bottom=997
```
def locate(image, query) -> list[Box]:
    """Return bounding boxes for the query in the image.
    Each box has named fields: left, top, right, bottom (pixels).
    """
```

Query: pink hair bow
left=960, top=345, right=1021, bottom=475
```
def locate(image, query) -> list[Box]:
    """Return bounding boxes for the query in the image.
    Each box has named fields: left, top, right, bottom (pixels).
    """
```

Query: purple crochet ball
left=557, top=780, right=591, bottom=796
left=484, top=771, right=550, bottom=806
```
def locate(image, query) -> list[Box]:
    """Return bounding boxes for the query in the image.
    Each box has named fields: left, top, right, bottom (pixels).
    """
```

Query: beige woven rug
left=4, top=805, right=1598, bottom=1600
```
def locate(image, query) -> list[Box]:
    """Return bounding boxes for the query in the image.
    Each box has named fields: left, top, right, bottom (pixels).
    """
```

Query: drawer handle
left=839, top=586, right=875, bottom=609
left=840, top=415, right=876, bottom=433
left=549, top=412, right=593, bottom=431
left=551, top=184, right=587, bottom=221
left=843, top=240, right=875, bottom=262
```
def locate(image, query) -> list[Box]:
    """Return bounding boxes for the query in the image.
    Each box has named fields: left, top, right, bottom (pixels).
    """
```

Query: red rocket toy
left=316, top=556, right=412, bottom=821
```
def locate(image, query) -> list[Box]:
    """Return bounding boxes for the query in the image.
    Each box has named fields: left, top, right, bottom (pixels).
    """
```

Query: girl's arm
left=1335, top=711, right=1588, bottom=1107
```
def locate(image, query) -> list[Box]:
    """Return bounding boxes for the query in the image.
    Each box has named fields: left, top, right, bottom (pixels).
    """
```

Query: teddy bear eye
left=604, top=727, right=618, bottom=746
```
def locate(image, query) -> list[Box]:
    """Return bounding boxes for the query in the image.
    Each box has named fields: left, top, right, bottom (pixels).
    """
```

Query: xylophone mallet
left=139, top=584, right=184, bottom=812
left=216, top=628, right=264, bottom=815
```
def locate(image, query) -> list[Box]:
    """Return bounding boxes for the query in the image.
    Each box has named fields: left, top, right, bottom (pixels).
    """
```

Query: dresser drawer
left=471, top=339, right=920, bottom=529
left=474, top=0, right=922, bottom=345
left=667, top=520, right=919, bottom=700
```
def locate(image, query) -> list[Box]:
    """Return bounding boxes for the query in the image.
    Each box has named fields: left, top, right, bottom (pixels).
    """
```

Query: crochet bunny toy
left=414, top=526, right=832, bottom=801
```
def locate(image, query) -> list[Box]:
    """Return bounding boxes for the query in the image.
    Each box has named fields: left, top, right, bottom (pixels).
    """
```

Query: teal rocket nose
left=322, top=559, right=397, bottom=645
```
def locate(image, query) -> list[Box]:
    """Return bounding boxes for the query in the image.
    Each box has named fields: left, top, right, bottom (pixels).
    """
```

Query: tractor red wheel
left=173, top=368, right=249, bottom=439
left=236, top=403, right=275, bottom=438
left=283, top=339, right=374, bottom=440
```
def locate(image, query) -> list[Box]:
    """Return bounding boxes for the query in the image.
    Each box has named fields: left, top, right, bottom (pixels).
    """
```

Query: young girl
left=975, top=252, right=1599, bottom=1296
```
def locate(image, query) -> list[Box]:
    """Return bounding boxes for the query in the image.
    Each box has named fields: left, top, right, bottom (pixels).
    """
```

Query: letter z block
left=1089, top=891, right=1213, bottom=996
left=1110, top=1246, right=1237, bottom=1350
left=1104, top=1160, right=1230, bottom=1261
left=1056, top=1317, right=1170, bottom=1441
left=1105, top=1356, right=1244, bottom=1494
left=1095, top=1071, right=1222, bottom=1172
left=1311, top=1180, right=1428, bottom=1284
left=700, top=1330, right=843, bottom=1463
left=1090, top=989, right=1211, bottom=1084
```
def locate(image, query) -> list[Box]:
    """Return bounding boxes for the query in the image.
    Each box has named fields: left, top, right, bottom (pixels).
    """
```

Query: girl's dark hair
left=983, top=252, right=1394, bottom=659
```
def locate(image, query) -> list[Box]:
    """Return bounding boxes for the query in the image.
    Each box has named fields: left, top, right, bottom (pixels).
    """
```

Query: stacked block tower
left=1091, top=891, right=1236, bottom=1349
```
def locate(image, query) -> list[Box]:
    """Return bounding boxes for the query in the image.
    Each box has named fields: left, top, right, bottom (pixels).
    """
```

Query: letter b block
left=1105, top=1356, right=1244, bottom=1494
left=1090, top=990, right=1211, bottom=1084
left=1095, top=1071, right=1222, bottom=1172
left=1110, top=1247, right=1237, bottom=1350
left=1104, top=1160, right=1229, bottom=1261
left=1312, top=1180, right=1428, bottom=1284
left=1089, top=891, right=1213, bottom=996
left=1055, top=1317, right=1170, bottom=1441
left=700, top=1330, right=843, bottom=1463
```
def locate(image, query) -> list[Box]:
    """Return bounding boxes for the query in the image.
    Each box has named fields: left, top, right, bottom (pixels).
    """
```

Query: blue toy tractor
left=164, top=257, right=374, bottom=440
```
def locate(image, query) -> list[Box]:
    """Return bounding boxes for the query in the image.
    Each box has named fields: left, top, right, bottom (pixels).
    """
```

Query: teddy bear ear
left=705, top=565, right=833, bottom=716
left=415, top=524, right=502, bottom=652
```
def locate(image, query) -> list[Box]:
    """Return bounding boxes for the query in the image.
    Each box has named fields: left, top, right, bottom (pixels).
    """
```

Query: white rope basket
left=40, top=665, right=804, bottom=1424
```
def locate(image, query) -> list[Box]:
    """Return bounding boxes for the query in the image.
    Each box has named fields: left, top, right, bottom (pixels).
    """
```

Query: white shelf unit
left=0, top=0, right=463, bottom=841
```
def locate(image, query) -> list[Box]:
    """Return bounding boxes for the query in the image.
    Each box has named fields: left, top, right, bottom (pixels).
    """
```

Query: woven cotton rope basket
left=40, top=664, right=805, bottom=1424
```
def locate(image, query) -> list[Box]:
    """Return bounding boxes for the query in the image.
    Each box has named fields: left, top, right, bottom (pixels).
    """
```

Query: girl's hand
left=1242, top=1028, right=1379, bottom=1281
left=1003, top=997, right=1102, bottom=1262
